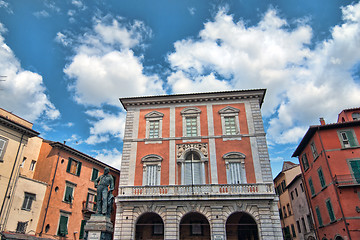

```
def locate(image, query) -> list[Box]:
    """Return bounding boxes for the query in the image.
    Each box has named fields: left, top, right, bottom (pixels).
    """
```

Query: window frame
left=348, top=159, right=360, bottom=184
left=91, top=168, right=99, bottom=181
left=310, top=141, right=319, bottom=159
left=318, top=167, right=326, bottom=189
left=57, top=212, right=70, bottom=237
left=218, top=106, right=241, bottom=139
left=0, top=136, right=8, bottom=161
left=315, top=206, right=323, bottom=227
left=145, top=111, right=164, bottom=140
left=16, top=221, right=28, bottom=234
left=352, top=112, right=360, bottom=121
left=22, top=192, right=36, bottom=211
left=142, top=154, right=163, bottom=186
left=181, top=107, right=201, bottom=138
left=86, top=190, right=97, bottom=212
left=338, top=129, right=358, bottom=148
left=66, top=157, right=82, bottom=176
left=309, top=177, right=315, bottom=196
left=325, top=198, right=336, bottom=222
left=29, top=160, right=36, bottom=171
left=63, top=181, right=76, bottom=204
left=301, top=153, right=309, bottom=171
left=223, top=152, right=247, bottom=184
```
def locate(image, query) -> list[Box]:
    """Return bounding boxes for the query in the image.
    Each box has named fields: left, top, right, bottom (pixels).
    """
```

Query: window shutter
left=346, top=131, right=357, bottom=147
left=79, top=220, right=86, bottom=239
left=309, top=178, right=315, bottom=196
left=91, top=169, right=99, bottom=181
left=315, top=207, right=323, bottom=226
left=66, top=159, right=72, bottom=173
left=184, top=163, right=192, bottom=185
left=146, top=165, right=157, bottom=185
left=229, top=162, right=242, bottom=184
left=65, top=186, right=73, bottom=202
left=326, top=200, right=335, bottom=222
left=192, top=162, right=201, bottom=184
left=318, top=169, right=326, bottom=188
left=350, top=160, right=360, bottom=183
left=58, top=215, right=68, bottom=236
left=76, top=162, right=82, bottom=176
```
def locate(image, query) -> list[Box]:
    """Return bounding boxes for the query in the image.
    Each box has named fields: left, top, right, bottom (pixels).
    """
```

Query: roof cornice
left=119, top=89, right=266, bottom=110
left=49, top=141, right=120, bottom=172
left=0, top=115, right=39, bottom=137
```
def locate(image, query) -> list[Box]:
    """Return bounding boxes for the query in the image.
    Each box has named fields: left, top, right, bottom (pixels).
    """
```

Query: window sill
left=145, top=139, right=162, bottom=144
left=313, top=155, right=319, bottom=161
left=21, top=208, right=31, bottom=211
left=222, top=136, right=242, bottom=141
left=341, top=146, right=360, bottom=150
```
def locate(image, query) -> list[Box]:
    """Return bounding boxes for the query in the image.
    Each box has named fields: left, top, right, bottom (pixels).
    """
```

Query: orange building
left=33, top=141, right=119, bottom=239
left=293, top=108, right=360, bottom=240
left=115, top=90, right=282, bottom=239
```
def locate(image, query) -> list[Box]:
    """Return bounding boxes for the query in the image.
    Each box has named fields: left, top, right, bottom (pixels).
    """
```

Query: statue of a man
left=94, top=167, right=114, bottom=216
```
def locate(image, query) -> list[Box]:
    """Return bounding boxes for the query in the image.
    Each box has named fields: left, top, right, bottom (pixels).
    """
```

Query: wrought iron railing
left=119, top=183, right=274, bottom=199
left=334, top=174, right=360, bottom=187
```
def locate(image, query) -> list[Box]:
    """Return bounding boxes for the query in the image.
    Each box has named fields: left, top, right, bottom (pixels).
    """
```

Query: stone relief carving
left=177, top=143, right=208, bottom=158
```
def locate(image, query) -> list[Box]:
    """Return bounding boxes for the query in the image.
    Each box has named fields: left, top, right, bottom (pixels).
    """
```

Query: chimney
left=320, top=117, right=325, bottom=125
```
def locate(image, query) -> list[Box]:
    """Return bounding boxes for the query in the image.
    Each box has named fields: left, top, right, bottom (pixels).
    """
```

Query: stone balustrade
left=118, top=183, right=275, bottom=201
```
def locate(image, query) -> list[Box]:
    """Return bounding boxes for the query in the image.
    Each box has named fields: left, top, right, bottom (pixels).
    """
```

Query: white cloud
left=167, top=4, right=360, bottom=145
left=0, top=1, right=12, bottom=14
left=55, top=32, right=71, bottom=46
left=33, top=10, right=50, bottom=18
left=0, top=22, right=60, bottom=122
left=188, top=7, right=196, bottom=16
left=93, top=148, right=122, bottom=170
left=64, top=16, right=164, bottom=107
left=85, top=109, right=125, bottom=145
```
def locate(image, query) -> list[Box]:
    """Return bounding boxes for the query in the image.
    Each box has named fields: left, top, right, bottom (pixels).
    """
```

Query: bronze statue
left=94, top=167, right=114, bottom=216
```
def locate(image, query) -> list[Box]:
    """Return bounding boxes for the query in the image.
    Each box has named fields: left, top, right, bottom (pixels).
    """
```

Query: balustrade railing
left=119, top=183, right=274, bottom=198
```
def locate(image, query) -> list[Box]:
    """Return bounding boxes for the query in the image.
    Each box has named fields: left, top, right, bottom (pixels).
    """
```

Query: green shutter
left=346, top=131, right=357, bottom=147
left=79, top=220, right=86, bottom=239
left=315, top=207, right=323, bottom=226
left=350, top=160, right=360, bottom=183
left=91, top=169, right=99, bottom=181
left=318, top=168, right=326, bottom=188
left=326, top=200, right=335, bottom=222
left=65, top=186, right=73, bottom=202
left=58, top=215, right=68, bottom=236
left=309, top=178, right=315, bottom=196
left=76, top=161, right=82, bottom=176
left=93, top=194, right=97, bottom=211
left=66, top=159, right=72, bottom=173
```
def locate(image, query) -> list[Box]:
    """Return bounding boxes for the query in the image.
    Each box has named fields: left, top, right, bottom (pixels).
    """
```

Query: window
left=349, top=160, right=360, bottom=183
left=310, top=142, right=318, bottom=159
left=66, top=158, right=82, bottom=176
left=307, top=214, right=314, bottom=230
left=339, top=130, right=358, bottom=148
left=57, top=214, right=69, bottom=237
left=22, top=193, right=35, bottom=211
left=16, top=221, right=28, bottom=233
left=91, top=168, right=99, bottom=181
left=191, top=223, right=202, bottom=235
left=301, top=153, right=309, bottom=171
left=184, top=152, right=203, bottom=185
left=79, top=220, right=86, bottom=239
left=276, top=185, right=283, bottom=195
left=181, top=107, right=201, bottom=137
left=0, top=136, right=8, bottom=160
left=287, top=204, right=292, bottom=215
left=29, top=160, right=36, bottom=171
left=295, top=188, right=298, bottom=197
left=145, top=111, right=164, bottom=139
left=291, top=191, right=294, bottom=200
left=309, top=178, right=315, bottom=196
left=296, top=220, right=301, bottom=233
left=223, top=152, right=247, bottom=184
left=64, top=182, right=76, bottom=203
left=300, top=183, right=304, bottom=192
left=283, top=206, right=287, bottom=218
left=20, top=157, right=26, bottom=168
left=281, top=180, right=286, bottom=192
left=326, top=199, right=336, bottom=222
left=142, top=154, right=162, bottom=186
left=315, top=207, right=323, bottom=227
left=219, top=106, right=241, bottom=137
left=279, top=209, right=283, bottom=219
left=86, top=191, right=97, bottom=211
left=318, top=167, right=326, bottom=188
left=291, top=224, right=296, bottom=237
left=153, top=222, right=164, bottom=235
left=301, top=217, right=307, bottom=232
left=352, top=112, right=360, bottom=120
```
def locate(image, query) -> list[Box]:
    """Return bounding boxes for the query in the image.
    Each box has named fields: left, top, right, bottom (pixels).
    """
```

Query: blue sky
left=1, top=0, right=360, bottom=177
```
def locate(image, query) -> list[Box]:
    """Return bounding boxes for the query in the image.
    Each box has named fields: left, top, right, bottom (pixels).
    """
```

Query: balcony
left=82, top=201, right=96, bottom=214
left=118, top=183, right=275, bottom=202
left=334, top=174, right=360, bottom=187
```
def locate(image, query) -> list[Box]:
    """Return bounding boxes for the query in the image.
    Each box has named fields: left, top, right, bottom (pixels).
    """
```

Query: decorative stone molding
left=141, top=154, right=163, bottom=162
left=223, top=152, right=246, bottom=160
left=145, top=111, right=164, bottom=118
left=177, top=143, right=208, bottom=158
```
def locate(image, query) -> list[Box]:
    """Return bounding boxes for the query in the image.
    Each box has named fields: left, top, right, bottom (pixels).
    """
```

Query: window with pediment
left=219, top=106, right=240, bottom=137
left=145, top=111, right=164, bottom=139
left=142, top=154, right=163, bottom=185
left=223, top=152, right=247, bottom=184
left=181, top=107, right=201, bottom=137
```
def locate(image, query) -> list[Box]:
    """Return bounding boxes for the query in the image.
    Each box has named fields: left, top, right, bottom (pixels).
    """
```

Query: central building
left=114, top=89, right=282, bottom=239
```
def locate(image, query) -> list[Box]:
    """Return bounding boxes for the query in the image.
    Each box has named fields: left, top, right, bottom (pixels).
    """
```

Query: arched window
left=184, top=152, right=203, bottom=185
left=223, top=152, right=247, bottom=184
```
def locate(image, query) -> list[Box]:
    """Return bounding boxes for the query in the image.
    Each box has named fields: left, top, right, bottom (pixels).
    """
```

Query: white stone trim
left=207, top=103, right=218, bottom=184
left=169, top=107, right=176, bottom=185
left=219, top=106, right=241, bottom=140
left=128, top=109, right=140, bottom=186
left=181, top=107, right=201, bottom=137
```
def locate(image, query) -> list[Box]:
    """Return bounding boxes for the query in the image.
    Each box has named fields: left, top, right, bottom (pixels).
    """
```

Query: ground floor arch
left=226, top=212, right=259, bottom=240
left=135, top=212, right=164, bottom=240
left=179, top=212, right=210, bottom=240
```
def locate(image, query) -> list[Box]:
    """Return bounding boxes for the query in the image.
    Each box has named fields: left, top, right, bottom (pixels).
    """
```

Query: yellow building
left=0, top=108, right=39, bottom=231
left=274, top=161, right=302, bottom=239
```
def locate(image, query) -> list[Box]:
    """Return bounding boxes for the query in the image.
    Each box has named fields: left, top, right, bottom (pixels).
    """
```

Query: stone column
left=119, top=206, right=135, bottom=240
left=164, top=206, right=178, bottom=240
left=210, top=205, right=225, bottom=240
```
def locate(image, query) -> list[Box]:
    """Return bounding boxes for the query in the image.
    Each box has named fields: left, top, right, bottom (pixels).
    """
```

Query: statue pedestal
left=84, top=214, right=113, bottom=240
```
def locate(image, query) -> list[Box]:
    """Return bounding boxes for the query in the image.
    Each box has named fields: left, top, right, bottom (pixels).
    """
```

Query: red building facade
left=293, top=108, right=360, bottom=240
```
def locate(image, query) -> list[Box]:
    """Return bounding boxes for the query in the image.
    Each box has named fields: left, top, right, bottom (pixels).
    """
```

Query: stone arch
left=223, top=203, right=260, bottom=225
left=179, top=211, right=211, bottom=240
left=334, top=235, right=344, bottom=240
left=226, top=211, right=259, bottom=240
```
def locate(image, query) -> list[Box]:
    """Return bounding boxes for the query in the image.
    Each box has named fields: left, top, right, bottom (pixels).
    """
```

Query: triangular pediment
left=181, top=107, right=201, bottom=115
left=145, top=111, right=164, bottom=118
left=218, top=106, right=240, bottom=114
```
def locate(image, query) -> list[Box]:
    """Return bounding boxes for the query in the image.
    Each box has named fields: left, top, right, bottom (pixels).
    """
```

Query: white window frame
left=223, top=152, right=247, bottom=184
left=29, top=160, right=36, bottom=171
left=337, top=129, right=358, bottom=148
left=141, top=154, right=163, bottom=186
left=145, top=111, right=164, bottom=143
left=352, top=112, right=360, bottom=121
left=0, top=136, right=8, bottom=161
left=310, top=141, right=319, bottom=159
left=219, top=106, right=241, bottom=140
left=57, top=211, right=70, bottom=237
left=181, top=107, right=201, bottom=138
left=63, top=181, right=76, bottom=203
left=22, top=192, right=36, bottom=211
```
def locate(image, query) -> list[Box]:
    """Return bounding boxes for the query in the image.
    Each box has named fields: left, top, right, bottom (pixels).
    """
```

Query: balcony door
left=183, top=152, right=205, bottom=185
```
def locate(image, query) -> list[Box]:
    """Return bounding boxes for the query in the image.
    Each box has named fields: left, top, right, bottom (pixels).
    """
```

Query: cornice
left=0, top=115, right=39, bottom=137
left=120, top=89, right=266, bottom=110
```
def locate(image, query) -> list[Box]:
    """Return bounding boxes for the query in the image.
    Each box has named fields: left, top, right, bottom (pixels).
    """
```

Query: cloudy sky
left=1, top=0, right=359, bottom=176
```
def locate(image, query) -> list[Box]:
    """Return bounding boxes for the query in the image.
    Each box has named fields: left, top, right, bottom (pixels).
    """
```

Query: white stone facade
left=115, top=90, right=282, bottom=239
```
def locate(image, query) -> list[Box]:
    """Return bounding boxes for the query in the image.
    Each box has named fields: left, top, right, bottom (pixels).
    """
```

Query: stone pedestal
left=84, top=214, right=113, bottom=240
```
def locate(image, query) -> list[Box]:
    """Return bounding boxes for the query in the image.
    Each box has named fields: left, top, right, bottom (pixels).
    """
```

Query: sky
left=1, top=0, right=360, bottom=177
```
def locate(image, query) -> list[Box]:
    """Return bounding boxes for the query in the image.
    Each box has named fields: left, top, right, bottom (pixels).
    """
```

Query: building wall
left=4, top=175, right=47, bottom=234
left=19, top=136, right=43, bottom=179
